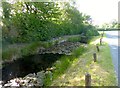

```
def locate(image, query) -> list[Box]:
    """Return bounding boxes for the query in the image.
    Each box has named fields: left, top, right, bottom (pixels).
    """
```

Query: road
left=103, top=31, right=119, bottom=86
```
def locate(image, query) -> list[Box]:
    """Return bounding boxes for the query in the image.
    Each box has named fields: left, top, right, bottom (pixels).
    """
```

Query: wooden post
left=100, top=38, right=102, bottom=45
left=93, top=53, right=97, bottom=62
left=85, top=73, right=91, bottom=87
left=101, top=31, right=104, bottom=37
left=102, top=31, right=104, bottom=36
left=96, top=45, right=99, bottom=52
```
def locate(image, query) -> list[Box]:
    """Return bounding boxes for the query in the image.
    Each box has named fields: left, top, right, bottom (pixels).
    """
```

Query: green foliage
left=20, top=42, right=40, bottom=56
left=2, top=48, right=18, bottom=60
left=2, top=2, right=11, bottom=19
left=2, top=41, right=54, bottom=61
left=2, top=1, right=99, bottom=61
left=46, top=37, right=117, bottom=86
left=2, top=2, right=99, bottom=43
left=20, top=41, right=54, bottom=56
left=44, top=45, right=86, bottom=85
left=72, top=46, right=85, bottom=57
left=67, top=36, right=81, bottom=42
left=44, top=55, right=74, bottom=85
left=84, top=25, right=99, bottom=36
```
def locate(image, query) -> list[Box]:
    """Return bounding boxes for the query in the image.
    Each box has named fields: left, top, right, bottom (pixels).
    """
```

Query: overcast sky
left=76, top=0, right=119, bottom=26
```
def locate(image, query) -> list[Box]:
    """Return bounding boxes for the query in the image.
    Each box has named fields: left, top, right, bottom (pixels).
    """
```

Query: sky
left=76, top=0, right=119, bottom=26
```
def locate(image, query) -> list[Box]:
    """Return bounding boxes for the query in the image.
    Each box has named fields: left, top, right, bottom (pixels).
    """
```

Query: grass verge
left=47, top=36, right=117, bottom=86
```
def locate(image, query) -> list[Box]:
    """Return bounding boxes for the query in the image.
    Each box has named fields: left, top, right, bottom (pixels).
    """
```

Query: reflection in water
left=1, top=54, right=63, bottom=83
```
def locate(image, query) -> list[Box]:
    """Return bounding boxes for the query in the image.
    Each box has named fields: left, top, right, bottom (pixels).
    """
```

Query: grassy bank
left=2, top=41, right=53, bottom=61
left=2, top=34, right=92, bottom=62
left=46, top=36, right=117, bottom=86
left=44, top=45, right=86, bottom=85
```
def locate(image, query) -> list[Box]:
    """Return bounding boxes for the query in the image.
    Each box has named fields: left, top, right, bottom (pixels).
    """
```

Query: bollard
left=101, top=34, right=103, bottom=37
left=102, top=31, right=104, bottom=37
left=100, top=38, right=102, bottom=45
left=93, top=53, right=97, bottom=62
left=101, top=32, right=104, bottom=37
left=85, top=73, right=91, bottom=87
left=96, top=45, right=99, bottom=52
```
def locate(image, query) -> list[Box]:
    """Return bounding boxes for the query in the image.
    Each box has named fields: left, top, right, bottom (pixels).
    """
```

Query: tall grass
left=2, top=41, right=54, bottom=61
left=2, top=48, right=18, bottom=61
left=67, top=36, right=81, bottom=42
left=72, top=46, right=86, bottom=58
left=44, top=45, right=86, bottom=85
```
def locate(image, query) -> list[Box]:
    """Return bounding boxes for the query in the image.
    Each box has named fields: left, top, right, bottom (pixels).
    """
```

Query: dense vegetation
left=2, top=1, right=99, bottom=44
left=1, top=1, right=117, bottom=86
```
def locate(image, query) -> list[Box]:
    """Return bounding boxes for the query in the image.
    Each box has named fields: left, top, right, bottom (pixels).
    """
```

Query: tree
left=111, top=19, right=118, bottom=28
left=2, top=1, right=99, bottom=43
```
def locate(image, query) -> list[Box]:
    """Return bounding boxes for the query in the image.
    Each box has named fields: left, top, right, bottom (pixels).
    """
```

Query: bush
left=2, top=2, right=99, bottom=43
left=67, top=36, right=81, bottom=42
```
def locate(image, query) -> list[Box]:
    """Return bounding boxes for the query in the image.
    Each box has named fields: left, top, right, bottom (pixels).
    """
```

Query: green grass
left=1, top=34, right=91, bottom=61
left=2, top=41, right=54, bottom=61
left=97, top=43, right=117, bottom=85
left=72, top=45, right=86, bottom=58
left=2, top=34, right=99, bottom=61
left=2, top=48, right=18, bottom=61
left=48, top=36, right=117, bottom=86
left=44, top=46, right=86, bottom=86
left=86, top=43, right=117, bottom=86
left=67, top=36, right=94, bottom=44
left=67, top=36, right=81, bottom=42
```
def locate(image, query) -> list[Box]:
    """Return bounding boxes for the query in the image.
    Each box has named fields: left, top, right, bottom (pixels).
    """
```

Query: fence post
left=93, top=53, right=97, bottom=62
left=101, top=31, right=104, bottom=37
left=96, top=45, right=99, bottom=52
left=101, top=33, right=104, bottom=37
left=85, top=73, right=91, bottom=87
left=100, top=38, right=102, bottom=45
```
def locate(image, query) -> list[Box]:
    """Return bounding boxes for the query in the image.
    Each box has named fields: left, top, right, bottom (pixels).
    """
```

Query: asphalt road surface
left=104, top=31, right=119, bottom=86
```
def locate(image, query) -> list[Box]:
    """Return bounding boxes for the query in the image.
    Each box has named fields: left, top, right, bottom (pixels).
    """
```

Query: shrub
left=67, top=36, right=81, bottom=42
